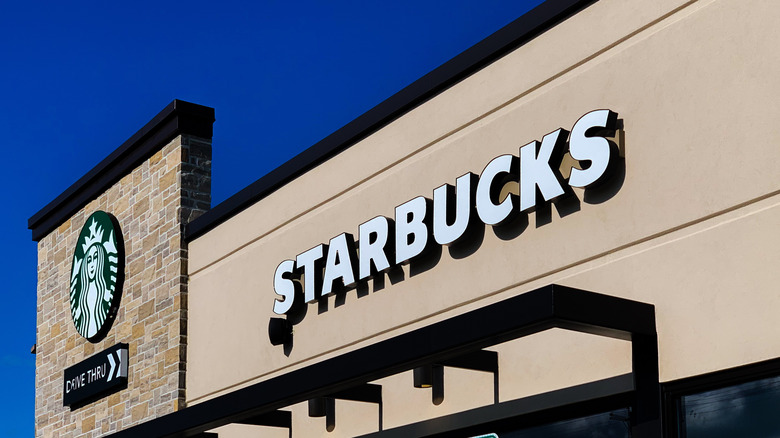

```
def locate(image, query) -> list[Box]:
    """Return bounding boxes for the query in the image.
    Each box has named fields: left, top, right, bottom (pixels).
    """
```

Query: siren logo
left=69, top=211, right=124, bottom=342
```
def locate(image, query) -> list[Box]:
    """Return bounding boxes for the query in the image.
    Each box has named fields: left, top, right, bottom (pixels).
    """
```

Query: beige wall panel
left=376, top=331, right=630, bottom=430
left=286, top=400, right=380, bottom=438
left=204, top=327, right=631, bottom=437
left=188, top=0, right=689, bottom=274
left=495, top=329, right=631, bottom=401
left=188, top=0, right=780, bottom=407
left=555, top=193, right=780, bottom=382
left=377, top=369, right=495, bottom=430
left=209, top=424, right=288, bottom=438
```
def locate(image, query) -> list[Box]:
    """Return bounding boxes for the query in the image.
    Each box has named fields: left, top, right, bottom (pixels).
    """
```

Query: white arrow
left=107, top=353, right=116, bottom=382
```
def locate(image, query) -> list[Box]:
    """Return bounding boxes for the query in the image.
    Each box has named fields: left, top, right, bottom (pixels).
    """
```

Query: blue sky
left=0, top=1, right=544, bottom=435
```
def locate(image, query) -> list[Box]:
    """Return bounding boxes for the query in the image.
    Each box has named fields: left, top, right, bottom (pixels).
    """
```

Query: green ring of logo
left=69, top=211, right=124, bottom=342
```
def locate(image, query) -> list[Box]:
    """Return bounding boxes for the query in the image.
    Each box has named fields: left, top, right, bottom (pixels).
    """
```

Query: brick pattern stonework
left=35, top=135, right=211, bottom=437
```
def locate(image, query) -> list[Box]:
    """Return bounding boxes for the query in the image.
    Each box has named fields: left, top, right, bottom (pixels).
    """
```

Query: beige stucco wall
left=187, top=0, right=780, bottom=435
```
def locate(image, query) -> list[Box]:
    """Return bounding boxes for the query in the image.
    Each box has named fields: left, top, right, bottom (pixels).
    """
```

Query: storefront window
left=473, top=409, right=631, bottom=438
left=680, top=375, right=780, bottom=437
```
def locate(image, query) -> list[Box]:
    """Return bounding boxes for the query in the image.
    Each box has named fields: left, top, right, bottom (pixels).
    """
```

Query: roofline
left=28, top=99, right=215, bottom=242
left=184, top=0, right=596, bottom=241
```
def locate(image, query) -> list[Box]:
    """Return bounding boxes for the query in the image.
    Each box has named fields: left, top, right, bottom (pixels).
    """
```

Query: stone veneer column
left=32, top=102, right=213, bottom=437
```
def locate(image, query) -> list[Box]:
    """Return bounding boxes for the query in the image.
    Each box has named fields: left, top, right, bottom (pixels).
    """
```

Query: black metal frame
left=414, top=350, right=499, bottom=405
left=362, top=374, right=635, bottom=438
left=237, top=410, right=291, bottom=429
left=308, top=383, right=383, bottom=432
left=107, top=284, right=660, bottom=438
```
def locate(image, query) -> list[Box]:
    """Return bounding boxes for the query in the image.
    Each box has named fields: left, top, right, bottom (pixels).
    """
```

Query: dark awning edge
left=107, top=284, right=661, bottom=438
left=183, top=0, right=598, bottom=242
left=361, top=374, right=635, bottom=438
left=28, top=99, right=215, bottom=242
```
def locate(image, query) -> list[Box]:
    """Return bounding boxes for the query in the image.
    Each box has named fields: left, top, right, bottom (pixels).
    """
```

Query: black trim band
left=106, top=284, right=659, bottom=438
left=184, top=0, right=597, bottom=242
left=28, top=99, right=215, bottom=242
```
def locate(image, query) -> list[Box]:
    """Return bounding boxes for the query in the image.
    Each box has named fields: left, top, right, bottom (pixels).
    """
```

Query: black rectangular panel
left=63, top=343, right=129, bottom=407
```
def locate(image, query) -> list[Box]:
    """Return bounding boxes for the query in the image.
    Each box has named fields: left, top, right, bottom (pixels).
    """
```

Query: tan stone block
left=132, top=323, right=145, bottom=340
left=142, top=231, right=160, bottom=255
left=164, top=151, right=178, bottom=170
left=138, top=300, right=155, bottom=321
left=117, top=321, right=132, bottom=340
left=36, top=414, right=49, bottom=428
left=112, top=403, right=124, bottom=419
left=53, top=248, right=66, bottom=265
left=95, top=404, right=108, bottom=422
left=85, top=199, right=98, bottom=214
left=134, top=195, right=150, bottom=217
left=106, top=392, right=121, bottom=408
left=159, top=169, right=177, bottom=190
left=168, top=320, right=181, bottom=342
left=152, top=326, right=167, bottom=341
left=168, top=232, right=180, bottom=251
left=106, top=186, right=119, bottom=204
left=133, top=167, right=144, bottom=187
left=151, top=376, right=164, bottom=390
left=115, top=193, right=129, bottom=215
left=127, top=258, right=145, bottom=278
left=165, top=263, right=179, bottom=283
left=82, top=415, right=95, bottom=432
left=164, top=347, right=179, bottom=366
left=149, top=150, right=163, bottom=165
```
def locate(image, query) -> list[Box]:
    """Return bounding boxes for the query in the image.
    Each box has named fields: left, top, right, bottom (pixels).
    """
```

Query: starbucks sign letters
left=272, top=109, right=622, bottom=320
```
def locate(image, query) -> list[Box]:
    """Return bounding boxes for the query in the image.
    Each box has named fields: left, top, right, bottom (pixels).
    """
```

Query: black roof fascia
left=28, top=99, right=215, bottom=242
left=184, top=0, right=597, bottom=241
left=106, top=284, right=658, bottom=438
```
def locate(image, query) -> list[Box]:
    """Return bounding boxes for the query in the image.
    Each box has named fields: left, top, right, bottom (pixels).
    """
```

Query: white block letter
left=569, top=109, right=619, bottom=188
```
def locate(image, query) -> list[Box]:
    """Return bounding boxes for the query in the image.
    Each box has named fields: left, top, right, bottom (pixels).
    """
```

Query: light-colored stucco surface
left=187, top=0, right=780, bottom=435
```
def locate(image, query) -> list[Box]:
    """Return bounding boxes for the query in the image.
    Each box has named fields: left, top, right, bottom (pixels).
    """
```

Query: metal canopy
left=108, top=284, right=660, bottom=438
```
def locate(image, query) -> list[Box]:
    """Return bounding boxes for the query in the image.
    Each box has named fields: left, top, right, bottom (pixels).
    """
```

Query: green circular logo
left=69, top=211, right=124, bottom=342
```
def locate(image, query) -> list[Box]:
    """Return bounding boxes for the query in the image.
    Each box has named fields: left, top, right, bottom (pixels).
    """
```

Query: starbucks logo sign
left=69, top=211, right=124, bottom=342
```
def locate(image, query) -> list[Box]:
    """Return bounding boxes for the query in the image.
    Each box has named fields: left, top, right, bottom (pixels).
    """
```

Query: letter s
left=568, top=109, right=619, bottom=188
left=273, top=260, right=298, bottom=315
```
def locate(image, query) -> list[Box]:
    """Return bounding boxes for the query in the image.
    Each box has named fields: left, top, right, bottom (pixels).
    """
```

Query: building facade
left=30, top=0, right=780, bottom=437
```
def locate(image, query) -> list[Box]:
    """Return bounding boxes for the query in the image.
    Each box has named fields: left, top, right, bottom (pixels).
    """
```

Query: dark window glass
left=473, top=409, right=631, bottom=438
left=681, top=375, right=780, bottom=438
